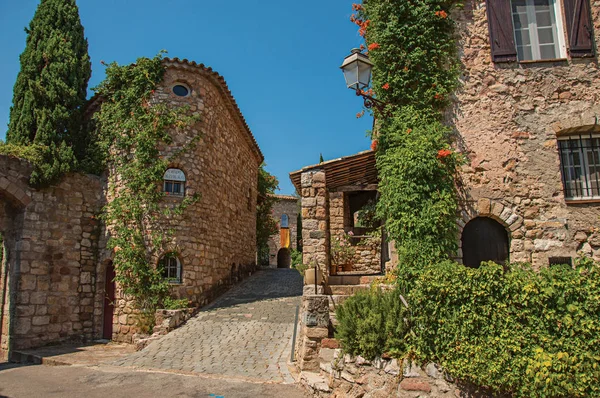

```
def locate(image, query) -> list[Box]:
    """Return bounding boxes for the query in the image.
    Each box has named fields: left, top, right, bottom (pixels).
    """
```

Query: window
left=160, top=254, right=182, bottom=283
left=163, top=168, right=185, bottom=196
left=558, top=134, right=600, bottom=200
left=511, top=0, right=564, bottom=61
left=172, top=84, right=190, bottom=97
left=281, top=214, right=289, bottom=228
left=486, top=0, right=594, bottom=62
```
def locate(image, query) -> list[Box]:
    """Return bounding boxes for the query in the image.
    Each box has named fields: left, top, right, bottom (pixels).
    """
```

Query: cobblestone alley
left=113, top=268, right=303, bottom=383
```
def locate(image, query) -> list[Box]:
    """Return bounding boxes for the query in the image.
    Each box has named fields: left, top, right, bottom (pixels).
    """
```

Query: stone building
left=0, top=57, right=263, bottom=358
left=266, top=194, right=299, bottom=268
left=453, top=0, right=600, bottom=268
left=293, top=0, right=600, bottom=278
left=290, top=151, right=386, bottom=279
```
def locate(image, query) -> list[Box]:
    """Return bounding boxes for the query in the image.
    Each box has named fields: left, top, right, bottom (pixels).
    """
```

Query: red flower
left=371, top=140, right=378, bottom=151
left=350, top=14, right=356, bottom=22
left=358, top=20, right=370, bottom=36
left=434, top=93, right=443, bottom=100
left=435, top=10, right=448, bottom=18
left=356, top=110, right=365, bottom=118
left=437, top=149, right=452, bottom=159
left=382, top=83, right=390, bottom=90
left=360, top=44, right=365, bottom=51
left=352, top=3, right=363, bottom=11
left=406, top=128, right=412, bottom=134
left=368, top=43, right=380, bottom=51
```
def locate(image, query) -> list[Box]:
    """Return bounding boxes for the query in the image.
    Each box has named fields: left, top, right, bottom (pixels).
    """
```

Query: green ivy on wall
left=353, top=0, right=462, bottom=268
left=92, top=53, right=199, bottom=326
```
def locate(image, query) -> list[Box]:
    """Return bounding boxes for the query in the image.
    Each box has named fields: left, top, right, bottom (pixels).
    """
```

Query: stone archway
left=277, top=248, right=291, bottom=268
left=457, top=199, right=523, bottom=265
left=0, top=180, right=29, bottom=360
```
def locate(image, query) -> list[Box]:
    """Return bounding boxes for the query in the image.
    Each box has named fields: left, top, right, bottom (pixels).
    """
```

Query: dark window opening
left=173, top=84, right=190, bottom=97
left=548, top=256, right=573, bottom=267
left=346, top=191, right=378, bottom=236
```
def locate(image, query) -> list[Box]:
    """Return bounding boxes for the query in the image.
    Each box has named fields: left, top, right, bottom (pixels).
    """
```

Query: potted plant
left=331, top=232, right=355, bottom=273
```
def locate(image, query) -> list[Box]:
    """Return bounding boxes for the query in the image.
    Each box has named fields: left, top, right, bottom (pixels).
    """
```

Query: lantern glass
left=340, top=49, right=374, bottom=91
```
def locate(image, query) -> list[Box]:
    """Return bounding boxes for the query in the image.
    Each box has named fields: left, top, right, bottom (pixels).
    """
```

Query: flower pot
left=304, top=268, right=323, bottom=285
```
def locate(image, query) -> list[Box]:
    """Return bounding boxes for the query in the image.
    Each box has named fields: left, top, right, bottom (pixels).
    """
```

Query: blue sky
left=0, top=1, right=372, bottom=194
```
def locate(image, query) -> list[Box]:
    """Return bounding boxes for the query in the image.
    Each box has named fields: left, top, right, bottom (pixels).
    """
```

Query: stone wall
left=302, top=349, right=497, bottom=398
left=295, top=294, right=330, bottom=372
left=453, top=1, right=600, bottom=268
left=267, top=195, right=299, bottom=267
left=301, top=170, right=330, bottom=276
left=0, top=155, right=105, bottom=359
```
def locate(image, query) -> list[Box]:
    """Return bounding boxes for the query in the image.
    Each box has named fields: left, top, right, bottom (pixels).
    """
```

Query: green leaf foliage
left=353, top=0, right=462, bottom=267
left=376, top=107, right=460, bottom=266
left=6, top=0, right=91, bottom=186
left=336, top=259, right=600, bottom=397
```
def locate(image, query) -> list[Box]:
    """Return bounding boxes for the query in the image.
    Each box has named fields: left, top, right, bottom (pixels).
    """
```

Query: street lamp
left=340, top=48, right=389, bottom=114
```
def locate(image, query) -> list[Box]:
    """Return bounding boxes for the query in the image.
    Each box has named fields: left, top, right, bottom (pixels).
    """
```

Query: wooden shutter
left=564, top=0, right=595, bottom=58
left=486, top=0, right=517, bottom=62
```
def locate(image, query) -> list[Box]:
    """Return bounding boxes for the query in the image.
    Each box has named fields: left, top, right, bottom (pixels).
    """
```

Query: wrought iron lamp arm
left=355, top=88, right=391, bottom=116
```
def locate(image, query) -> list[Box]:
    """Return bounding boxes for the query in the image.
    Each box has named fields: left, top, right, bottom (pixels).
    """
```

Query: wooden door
left=461, top=217, right=509, bottom=268
left=103, top=262, right=116, bottom=339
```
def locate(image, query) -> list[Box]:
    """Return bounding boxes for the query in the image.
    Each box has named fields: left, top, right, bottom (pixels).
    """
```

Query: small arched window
left=160, top=253, right=182, bottom=283
left=281, top=214, right=289, bottom=228
left=163, top=168, right=186, bottom=196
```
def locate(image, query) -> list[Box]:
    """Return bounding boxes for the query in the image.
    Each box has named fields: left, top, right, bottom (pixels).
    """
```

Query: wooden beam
left=330, top=184, right=379, bottom=192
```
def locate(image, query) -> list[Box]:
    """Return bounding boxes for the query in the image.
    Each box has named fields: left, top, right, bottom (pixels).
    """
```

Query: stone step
left=10, top=350, right=69, bottom=366
left=326, top=284, right=371, bottom=296
left=327, top=275, right=381, bottom=285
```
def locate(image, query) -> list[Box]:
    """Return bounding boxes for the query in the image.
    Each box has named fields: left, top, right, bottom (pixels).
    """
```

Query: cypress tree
left=6, top=0, right=91, bottom=185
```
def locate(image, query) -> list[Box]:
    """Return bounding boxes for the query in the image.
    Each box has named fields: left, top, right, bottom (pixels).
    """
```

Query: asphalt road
left=0, top=362, right=310, bottom=398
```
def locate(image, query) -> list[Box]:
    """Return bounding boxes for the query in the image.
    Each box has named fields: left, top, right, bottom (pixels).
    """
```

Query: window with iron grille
left=161, top=255, right=182, bottom=283
left=557, top=134, right=600, bottom=200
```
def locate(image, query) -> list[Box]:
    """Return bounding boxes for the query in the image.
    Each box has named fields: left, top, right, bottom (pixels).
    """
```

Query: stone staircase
left=325, top=274, right=381, bottom=333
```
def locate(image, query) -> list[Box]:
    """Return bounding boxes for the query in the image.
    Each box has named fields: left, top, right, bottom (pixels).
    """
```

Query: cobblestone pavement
left=113, top=268, right=303, bottom=383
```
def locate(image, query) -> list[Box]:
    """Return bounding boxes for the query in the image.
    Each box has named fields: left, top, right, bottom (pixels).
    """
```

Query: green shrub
left=335, top=287, right=408, bottom=360
left=336, top=259, right=600, bottom=397
left=412, top=260, right=600, bottom=397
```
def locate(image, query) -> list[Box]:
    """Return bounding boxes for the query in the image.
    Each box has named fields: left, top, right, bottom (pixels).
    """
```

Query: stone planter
left=304, top=267, right=323, bottom=285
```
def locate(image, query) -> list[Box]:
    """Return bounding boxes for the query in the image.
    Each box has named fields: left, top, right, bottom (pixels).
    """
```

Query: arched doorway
left=103, top=261, right=116, bottom=340
left=277, top=248, right=291, bottom=268
left=461, top=217, right=509, bottom=268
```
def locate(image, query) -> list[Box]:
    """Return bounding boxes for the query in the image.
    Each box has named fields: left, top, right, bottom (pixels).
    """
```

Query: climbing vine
left=351, top=0, right=462, bottom=267
left=92, top=53, right=199, bottom=325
